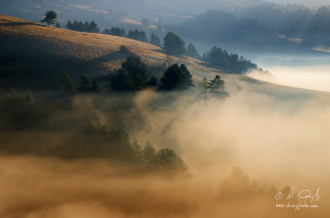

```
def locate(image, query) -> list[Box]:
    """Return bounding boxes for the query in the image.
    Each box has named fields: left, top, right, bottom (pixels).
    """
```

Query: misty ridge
left=1, top=0, right=330, bottom=217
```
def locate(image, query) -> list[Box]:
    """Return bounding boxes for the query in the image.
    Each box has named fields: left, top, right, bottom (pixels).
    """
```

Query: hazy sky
left=269, top=0, right=330, bottom=8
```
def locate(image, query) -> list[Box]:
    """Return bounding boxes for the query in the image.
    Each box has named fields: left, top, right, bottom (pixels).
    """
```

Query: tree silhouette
left=41, top=10, right=57, bottom=26
left=111, top=69, right=131, bottom=91
left=66, top=20, right=100, bottom=33
left=87, top=21, right=100, bottom=33
left=103, top=27, right=126, bottom=37
left=199, top=75, right=229, bottom=99
left=143, top=141, right=157, bottom=163
left=149, top=33, right=161, bottom=47
left=25, top=89, right=34, bottom=106
left=79, top=74, right=92, bottom=92
left=157, top=148, right=188, bottom=172
left=148, top=75, right=157, bottom=87
left=163, top=32, right=186, bottom=56
left=127, top=29, right=148, bottom=42
left=111, top=56, right=149, bottom=91
left=199, top=76, right=209, bottom=99
left=203, top=46, right=257, bottom=74
left=187, top=43, right=201, bottom=59
left=208, top=75, right=226, bottom=98
left=60, top=73, right=76, bottom=95
left=91, top=79, right=101, bottom=93
left=160, top=63, right=193, bottom=90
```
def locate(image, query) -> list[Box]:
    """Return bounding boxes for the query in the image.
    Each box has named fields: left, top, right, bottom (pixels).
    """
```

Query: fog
left=249, top=55, right=330, bottom=92
left=1, top=86, right=330, bottom=217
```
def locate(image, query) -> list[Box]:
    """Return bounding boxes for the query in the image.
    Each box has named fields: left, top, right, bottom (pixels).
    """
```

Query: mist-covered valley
left=1, top=87, right=330, bottom=218
left=249, top=54, right=330, bottom=92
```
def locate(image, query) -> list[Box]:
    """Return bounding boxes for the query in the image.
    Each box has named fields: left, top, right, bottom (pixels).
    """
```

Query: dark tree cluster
left=0, top=90, right=190, bottom=176
left=202, top=46, right=257, bottom=74
left=186, top=43, right=201, bottom=59
left=0, top=89, right=46, bottom=131
left=111, top=56, right=194, bottom=92
left=60, top=73, right=101, bottom=96
left=127, top=29, right=149, bottom=43
left=163, top=32, right=186, bottom=56
left=149, top=33, right=161, bottom=47
left=111, top=56, right=156, bottom=91
left=200, top=75, right=229, bottom=99
left=84, top=121, right=190, bottom=174
left=101, top=28, right=162, bottom=47
left=66, top=20, right=100, bottom=33
left=160, top=63, right=193, bottom=90
left=103, top=27, right=126, bottom=37
left=217, top=167, right=265, bottom=202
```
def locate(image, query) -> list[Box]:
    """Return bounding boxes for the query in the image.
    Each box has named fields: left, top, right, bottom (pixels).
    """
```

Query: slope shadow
left=0, top=22, right=45, bottom=27
left=86, top=46, right=134, bottom=66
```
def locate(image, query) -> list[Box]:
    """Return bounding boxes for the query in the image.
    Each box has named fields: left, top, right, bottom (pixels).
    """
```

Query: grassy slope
left=0, top=14, right=328, bottom=101
left=0, top=15, right=165, bottom=89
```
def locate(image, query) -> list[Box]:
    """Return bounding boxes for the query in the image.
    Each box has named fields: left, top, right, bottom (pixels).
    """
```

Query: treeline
left=0, top=88, right=46, bottom=131
left=109, top=55, right=195, bottom=91
left=110, top=55, right=229, bottom=96
left=57, top=55, right=228, bottom=100
left=66, top=20, right=100, bottom=33
left=60, top=74, right=101, bottom=95
left=102, top=28, right=161, bottom=47
left=81, top=121, right=190, bottom=175
left=202, top=46, right=258, bottom=74
left=64, top=19, right=257, bottom=74
left=238, top=3, right=330, bottom=44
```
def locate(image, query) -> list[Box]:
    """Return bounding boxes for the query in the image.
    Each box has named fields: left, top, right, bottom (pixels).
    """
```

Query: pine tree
left=148, top=75, right=157, bottom=87
left=163, top=32, right=186, bottom=56
left=111, top=56, right=150, bottom=91
left=60, top=73, right=76, bottom=95
left=88, top=21, right=100, bottom=33
left=149, top=33, right=161, bottom=47
left=187, top=43, right=201, bottom=59
left=199, top=76, right=209, bottom=99
left=160, top=63, right=193, bottom=90
left=111, top=69, right=131, bottom=91
left=91, top=79, right=101, bottom=93
left=208, top=75, right=228, bottom=98
left=79, top=74, right=92, bottom=92
left=143, top=141, right=157, bottom=163
left=25, top=89, right=34, bottom=106
left=139, top=30, right=149, bottom=43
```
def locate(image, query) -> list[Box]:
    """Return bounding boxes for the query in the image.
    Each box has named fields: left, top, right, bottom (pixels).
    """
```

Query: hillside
left=0, top=14, right=328, bottom=102
left=0, top=14, right=168, bottom=90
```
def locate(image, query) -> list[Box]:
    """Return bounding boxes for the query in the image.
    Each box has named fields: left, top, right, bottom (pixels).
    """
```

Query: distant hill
left=236, top=4, right=330, bottom=49
left=173, top=9, right=328, bottom=54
